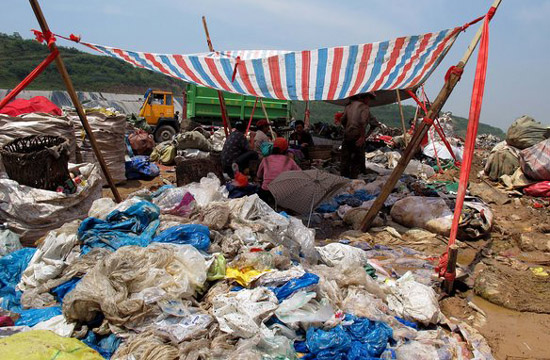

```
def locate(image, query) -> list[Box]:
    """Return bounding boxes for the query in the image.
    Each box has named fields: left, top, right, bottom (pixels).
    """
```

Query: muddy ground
left=102, top=154, right=550, bottom=360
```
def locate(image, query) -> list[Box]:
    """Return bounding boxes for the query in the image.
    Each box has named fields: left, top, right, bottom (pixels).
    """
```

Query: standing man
left=221, top=121, right=258, bottom=177
left=340, top=93, right=382, bottom=179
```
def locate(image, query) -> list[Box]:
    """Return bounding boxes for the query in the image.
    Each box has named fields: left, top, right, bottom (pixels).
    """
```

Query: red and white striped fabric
left=74, top=27, right=461, bottom=101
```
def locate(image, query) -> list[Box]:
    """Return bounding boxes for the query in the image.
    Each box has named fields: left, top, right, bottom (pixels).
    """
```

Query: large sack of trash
left=506, top=115, right=550, bottom=150
left=390, top=196, right=454, bottom=235
left=484, top=141, right=521, bottom=181
left=0, top=163, right=102, bottom=245
left=520, top=138, right=550, bottom=181
left=0, top=113, right=77, bottom=164
left=68, top=109, right=127, bottom=184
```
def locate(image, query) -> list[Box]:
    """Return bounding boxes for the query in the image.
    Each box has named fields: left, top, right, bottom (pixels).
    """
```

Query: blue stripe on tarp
left=159, top=55, right=188, bottom=80
left=359, top=40, right=390, bottom=93
left=383, top=35, right=419, bottom=89
left=252, top=59, right=273, bottom=98
left=124, top=50, right=155, bottom=71
left=188, top=56, right=217, bottom=88
left=403, top=29, right=449, bottom=86
left=220, top=58, right=245, bottom=94
left=284, top=52, right=298, bottom=100
left=338, top=44, right=359, bottom=99
left=314, top=48, right=328, bottom=100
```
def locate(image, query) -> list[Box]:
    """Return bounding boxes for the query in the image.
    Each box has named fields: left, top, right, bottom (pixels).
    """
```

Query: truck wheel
left=154, top=125, right=176, bottom=143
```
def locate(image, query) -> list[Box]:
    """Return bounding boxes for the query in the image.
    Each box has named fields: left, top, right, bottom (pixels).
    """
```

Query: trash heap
left=0, top=173, right=494, bottom=359
left=484, top=115, right=550, bottom=197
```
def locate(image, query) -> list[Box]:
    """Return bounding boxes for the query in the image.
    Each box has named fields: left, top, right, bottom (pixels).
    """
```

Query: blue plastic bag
left=152, top=224, right=210, bottom=251
left=0, top=248, right=36, bottom=289
left=306, top=325, right=351, bottom=359
left=52, top=278, right=81, bottom=303
left=15, top=306, right=62, bottom=327
left=0, top=248, right=37, bottom=312
left=125, top=155, right=160, bottom=180
left=270, top=272, right=319, bottom=301
left=343, top=315, right=393, bottom=357
left=78, top=201, right=160, bottom=254
left=82, top=331, right=121, bottom=359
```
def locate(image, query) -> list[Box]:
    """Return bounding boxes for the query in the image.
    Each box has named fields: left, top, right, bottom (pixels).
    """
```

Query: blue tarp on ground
left=78, top=201, right=160, bottom=254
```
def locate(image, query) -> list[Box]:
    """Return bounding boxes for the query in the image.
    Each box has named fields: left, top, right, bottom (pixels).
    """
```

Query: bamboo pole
left=259, top=98, right=276, bottom=139
left=202, top=16, right=232, bottom=136
left=28, top=0, right=121, bottom=202
left=395, top=90, right=408, bottom=146
left=360, top=0, right=502, bottom=232
left=304, top=101, right=311, bottom=129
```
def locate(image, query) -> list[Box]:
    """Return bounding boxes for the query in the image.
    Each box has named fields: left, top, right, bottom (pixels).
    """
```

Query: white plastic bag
left=0, top=229, right=22, bottom=257
left=316, top=243, right=368, bottom=268
left=186, top=173, right=228, bottom=207
left=390, top=196, right=453, bottom=236
left=212, top=287, right=278, bottom=338
left=275, top=291, right=334, bottom=328
left=386, top=272, right=441, bottom=325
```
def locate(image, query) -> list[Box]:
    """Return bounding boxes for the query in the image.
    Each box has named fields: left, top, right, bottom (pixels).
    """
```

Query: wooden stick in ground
left=360, top=0, right=502, bottom=232
left=28, top=0, right=121, bottom=202
left=201, top=16, right=232, bottom=136
left=259, top=98, right=276, bottom=139
left=396, top=90, right=408, bottom=146
left=443, top=244, right=459, bottom=294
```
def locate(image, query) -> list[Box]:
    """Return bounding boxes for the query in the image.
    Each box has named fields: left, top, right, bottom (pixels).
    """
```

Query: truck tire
left=154, top=125, right=176, bottom=143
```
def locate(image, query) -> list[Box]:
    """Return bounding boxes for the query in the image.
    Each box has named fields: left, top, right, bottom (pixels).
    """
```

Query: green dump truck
left=184, top=83, right=291, bottom=126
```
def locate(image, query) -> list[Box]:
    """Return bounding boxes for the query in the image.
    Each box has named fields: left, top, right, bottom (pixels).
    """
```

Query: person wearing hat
left=221, top=121, right=259, bottom=177
left=253, top=119, right=272, bottom=155
left=257, top=137, right=300, bottom=203
left=340, top=92, right=382, bottom=179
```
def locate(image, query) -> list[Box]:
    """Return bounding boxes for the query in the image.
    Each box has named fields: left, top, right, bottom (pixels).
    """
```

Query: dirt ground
left=100, top=154, right=550, bottom=359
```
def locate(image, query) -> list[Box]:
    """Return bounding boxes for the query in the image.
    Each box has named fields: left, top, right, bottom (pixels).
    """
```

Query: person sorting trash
left=257, top=137, right=300, bottom=204
left=290, top=120, right=314, bottom=159
left=253, top=119, right=272, bottom=156
left=221, top=121, right=259, bottom=177
left=340, top=93, right=382, bottom=179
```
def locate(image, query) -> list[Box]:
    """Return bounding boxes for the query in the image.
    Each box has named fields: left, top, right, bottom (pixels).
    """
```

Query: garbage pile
left=0, top=172, right=495, bottom=359
left=484, top=115, right=550, bottom=197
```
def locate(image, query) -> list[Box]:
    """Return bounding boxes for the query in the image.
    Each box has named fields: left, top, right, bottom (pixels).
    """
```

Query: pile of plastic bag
left=0, top=173, right=495, bottom=359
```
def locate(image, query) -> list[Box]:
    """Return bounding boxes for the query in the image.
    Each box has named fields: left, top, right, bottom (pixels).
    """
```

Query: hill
left=292, top=101, right=505, bottom=139
left=0, top=32, right=504, bottom=138
left=0, top=32, right=185, bottom=94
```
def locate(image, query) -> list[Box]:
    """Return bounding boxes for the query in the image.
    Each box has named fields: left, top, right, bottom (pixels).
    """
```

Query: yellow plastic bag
left=225, top=267, right=270, bottom=287
left=0, top=330, right=103, bottom=360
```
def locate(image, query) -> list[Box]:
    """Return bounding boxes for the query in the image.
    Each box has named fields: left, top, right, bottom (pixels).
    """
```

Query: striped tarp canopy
left=75, top=27, right=461, bottom=101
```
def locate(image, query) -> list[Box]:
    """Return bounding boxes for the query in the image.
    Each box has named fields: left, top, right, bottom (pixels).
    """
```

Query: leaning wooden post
left=360, top=0, right=502, bottom=232
left=29, top=0, right=121, bottom=202
left=202, top=16, right=232, bottom=136
left=304, top=101, right=311, bottom=129
left=259, top=98, right=276, bottom=139
left=395, top=90, right=408, bottom=146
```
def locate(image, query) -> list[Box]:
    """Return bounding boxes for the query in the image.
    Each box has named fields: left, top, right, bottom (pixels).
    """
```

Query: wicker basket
left=0, top=135, right=71, bottom=191
left=175, top=152, right=224, bottom=186
left=309, top=145, right=335, bottom=160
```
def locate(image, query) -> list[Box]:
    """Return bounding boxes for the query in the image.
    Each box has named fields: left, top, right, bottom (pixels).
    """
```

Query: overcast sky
left=1, top=0, right=548, bottom=130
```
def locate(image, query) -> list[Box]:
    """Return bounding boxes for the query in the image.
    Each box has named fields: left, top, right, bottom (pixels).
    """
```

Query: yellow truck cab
left=139, top=89, right=180, bottom=142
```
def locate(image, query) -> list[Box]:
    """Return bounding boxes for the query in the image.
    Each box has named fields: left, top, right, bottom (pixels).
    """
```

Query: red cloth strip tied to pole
left=0, top=49, right=59, bottom=111
left=437, top=7, right=494, bottom=280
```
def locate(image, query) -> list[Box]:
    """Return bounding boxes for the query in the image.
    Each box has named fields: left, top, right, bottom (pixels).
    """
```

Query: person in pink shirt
left=257, top=137, right=301, bottom=203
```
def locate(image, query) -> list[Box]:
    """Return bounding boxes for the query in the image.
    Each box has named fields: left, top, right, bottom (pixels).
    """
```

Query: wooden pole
left=443, top=244, right=459, bottom=294
left=259, top=98, right=276, bottom=139
left=28, top=0, right=121, bottom=203
left=202, top=16, right=232, bottom=136
left=304, top=101, right=311, bottom=129
left=360, top=0, right=502, bottom=232
left=395, top=90, right=408, bottom=146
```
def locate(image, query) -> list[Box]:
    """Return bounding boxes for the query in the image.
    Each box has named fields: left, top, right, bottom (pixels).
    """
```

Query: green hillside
left=292, top=101, right=505, bottom=138
left=0, top=32, right=185, bottom=94
left=0, top=32, right=504, bottom=138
